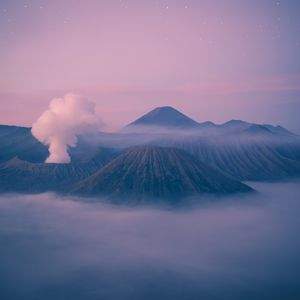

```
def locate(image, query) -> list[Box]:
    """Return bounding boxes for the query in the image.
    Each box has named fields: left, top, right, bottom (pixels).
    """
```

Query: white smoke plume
left=31, top=93, right=100, bottom=163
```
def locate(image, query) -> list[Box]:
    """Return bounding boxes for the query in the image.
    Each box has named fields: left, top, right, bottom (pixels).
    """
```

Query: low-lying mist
left=0, top=181, right=300, bottom=300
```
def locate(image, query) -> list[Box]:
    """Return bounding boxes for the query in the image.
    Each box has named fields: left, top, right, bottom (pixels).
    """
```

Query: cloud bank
left=0, top=181, right=299, bottom=300
left=31, top=94, right=99, bottom=163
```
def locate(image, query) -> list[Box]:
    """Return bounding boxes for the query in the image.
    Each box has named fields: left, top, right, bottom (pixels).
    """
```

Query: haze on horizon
left=1, top=0, right=300, bottom=132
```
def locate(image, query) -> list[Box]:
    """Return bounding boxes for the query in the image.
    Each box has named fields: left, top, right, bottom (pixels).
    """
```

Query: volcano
left=125, top=106, right=199, bottom=130
left=73, top=146, right=252, bottom=201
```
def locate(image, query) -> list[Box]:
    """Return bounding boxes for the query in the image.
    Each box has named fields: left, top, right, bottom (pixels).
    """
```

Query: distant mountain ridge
left=161, top=137, right=300, bottom=181
left=0, top=106, right=299, bottom=202
left=124, top=106, right=296, bottom=136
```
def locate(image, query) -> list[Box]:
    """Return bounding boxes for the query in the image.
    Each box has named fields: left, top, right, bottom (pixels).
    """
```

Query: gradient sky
left=1, top=0, right=300, bottom=132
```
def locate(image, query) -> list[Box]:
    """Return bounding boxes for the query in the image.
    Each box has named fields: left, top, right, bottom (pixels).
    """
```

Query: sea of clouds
left=0, top=181, right=300, bottom=300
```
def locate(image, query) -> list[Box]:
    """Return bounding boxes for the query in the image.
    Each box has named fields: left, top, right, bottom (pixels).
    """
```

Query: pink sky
left=1, top=0, right=300, bottom=132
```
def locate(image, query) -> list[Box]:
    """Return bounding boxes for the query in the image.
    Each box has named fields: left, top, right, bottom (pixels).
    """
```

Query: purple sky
left=1, top=0, right=300, bottom=132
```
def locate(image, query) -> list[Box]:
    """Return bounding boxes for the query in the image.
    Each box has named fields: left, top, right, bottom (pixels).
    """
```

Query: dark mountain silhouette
left=0, top=105, right=299, bottom=200
left=221, top=119, right=295, bottom=136
left=0, top=125, right=119, bottom=164
left=73, top=146, right=252, bottom=201
left=125, top=106, right=199, bottom=129
left=0, top=152, right=117, bottom=193
left=164, top=137, right=300, bottom=181
left=241, top=124, right=274, bottom=136
left=263, top=124, right=296, bottom=136
left=198, top=121, right=218, bottom=128
left=221, top=119, right=250, bottom=130
left=0, top=125, right=48, bottom=163
left=124, top=107, right=296, bottom=138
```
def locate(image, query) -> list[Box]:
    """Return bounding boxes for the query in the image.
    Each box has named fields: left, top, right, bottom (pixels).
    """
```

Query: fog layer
left=0, top=181, right=300, bottom=300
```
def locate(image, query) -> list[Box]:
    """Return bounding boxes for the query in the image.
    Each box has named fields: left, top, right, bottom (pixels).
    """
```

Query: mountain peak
left=242, top=124, right=273, bottom=135
left=152, top=106, right=178, bottom=111
left=222, top=119, right=250, bottom=129
left=126, top=106, right=199, bottom=129
left=263, top=124, right=296, bottom=136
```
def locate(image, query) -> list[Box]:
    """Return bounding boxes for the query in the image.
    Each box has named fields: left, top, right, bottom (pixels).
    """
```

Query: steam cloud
left=31, top=94, right=99, bottom=163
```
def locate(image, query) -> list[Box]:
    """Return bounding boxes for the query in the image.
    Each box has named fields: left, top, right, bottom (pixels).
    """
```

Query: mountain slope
left=263, top=124, right=296, bottom=136
left=0, top=155, right=116, bottom=193
left=162, top=136, right=300, bottom=181
left=0, top=125, right=119, bottom=165
left=241, top=124, right=274, bottom=136
left=125, top=106, right=199, bottom=129
left=73, top=146, right=252, bottom=201
left=0, top=125, right=48, bottom=163
left=221, top=120, right=251, bottom=130
left=221, top=120, right=295, bottom=136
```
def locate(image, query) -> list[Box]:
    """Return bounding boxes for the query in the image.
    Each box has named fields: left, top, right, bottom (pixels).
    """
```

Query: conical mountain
left=125, top=106, right=199, bottom=129
left=73, top=146, right=252, bottom=201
